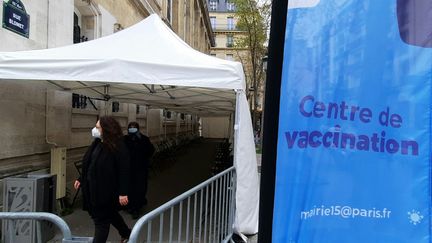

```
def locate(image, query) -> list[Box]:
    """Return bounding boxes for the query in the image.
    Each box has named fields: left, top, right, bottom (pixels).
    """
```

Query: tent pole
left=233, top=90, right=241, bottom=167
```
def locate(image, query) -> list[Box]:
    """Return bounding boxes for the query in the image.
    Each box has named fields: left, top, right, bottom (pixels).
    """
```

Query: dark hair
left=128, top=121, right=140, bottom=130
left=99, top=116, right=123, bottom=151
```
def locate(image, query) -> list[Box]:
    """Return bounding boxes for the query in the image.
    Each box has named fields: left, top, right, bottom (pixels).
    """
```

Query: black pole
left=258, top=0, right=288, bottom=242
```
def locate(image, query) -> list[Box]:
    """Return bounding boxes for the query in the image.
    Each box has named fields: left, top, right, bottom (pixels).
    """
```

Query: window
left=210, top=16, right=216, bottom=29
left=73, top=2, right=100, bottom=43
left=167, top=0, right=172, bottom=23
left=73, top=12, right=89, bottom=43
left=226, top=0, right=235, bottom=11
left=226, top=54, right=234, bottom=61
left=209, top=0, right=218, bottom=11
left=227, top=17, right=234, bottom=30
left=73, top=13, right=81, bottom=44
left=72, top=93, right=87, bottom=109
left=226, top=34, right=234, bottom=47
left=72, top=93, right=99, bottom=110
left=211, top=53, right=217, bottom=57
left=112, top=102, right=120, bottom=112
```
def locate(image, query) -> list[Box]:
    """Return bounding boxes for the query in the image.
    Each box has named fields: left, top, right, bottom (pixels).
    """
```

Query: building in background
left=207, top=0, right=244, bottom=60
left=73, top=0, right=214, bottom=53
left=0, top=0, right=213, bottom=206
left=207, top=0, right=264, bottom=130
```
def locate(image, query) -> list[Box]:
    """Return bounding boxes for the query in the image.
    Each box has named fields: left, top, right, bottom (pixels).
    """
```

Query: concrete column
left=176, top=0, right=185, bottom=39
left=172, top=0, right=180, bottom=33
left=128, top=104, right=137, bottom=124
left=194, top=2, right=200, bottom=49
left=176, top=113, right=181, bottom=137
left=184, top=0, right=191, bottom=44
left=147, top=109, right=163, bottom=142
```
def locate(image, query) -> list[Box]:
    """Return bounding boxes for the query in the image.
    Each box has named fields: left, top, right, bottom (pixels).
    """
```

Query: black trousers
left=92, top=210, right=131, bottom=243
left=129, top=168, right=149, bottom=211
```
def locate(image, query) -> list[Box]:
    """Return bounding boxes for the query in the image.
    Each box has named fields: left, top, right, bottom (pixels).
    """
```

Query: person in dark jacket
left=74, top=116, right=131, bottom=243
left=124, top=121, right=155, bottom=219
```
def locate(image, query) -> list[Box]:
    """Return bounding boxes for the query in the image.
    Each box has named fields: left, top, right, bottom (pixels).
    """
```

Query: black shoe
left=231, top=233, right=246, bottom=243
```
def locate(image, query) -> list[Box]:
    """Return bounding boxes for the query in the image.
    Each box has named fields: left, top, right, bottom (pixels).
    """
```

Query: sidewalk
left=246, top=153, right=261, bottom=243
left=47, top=140, right=262, bottom=243
left=49, top=139, right=219, bottom=242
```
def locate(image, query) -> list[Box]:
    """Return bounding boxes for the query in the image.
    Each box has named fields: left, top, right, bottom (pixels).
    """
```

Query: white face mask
left=128, top=127, right=138, bottom=134
left=92, top=127, right=101, bottom=139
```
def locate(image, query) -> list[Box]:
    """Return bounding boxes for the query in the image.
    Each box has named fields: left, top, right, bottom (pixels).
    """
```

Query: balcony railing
left=211, top=24, right=239, bottom=31
left=208, top=2, right=236, bottom=12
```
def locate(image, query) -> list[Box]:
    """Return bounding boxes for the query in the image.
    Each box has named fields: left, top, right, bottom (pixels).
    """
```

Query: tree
left=232, top=0, right=271, bottom=131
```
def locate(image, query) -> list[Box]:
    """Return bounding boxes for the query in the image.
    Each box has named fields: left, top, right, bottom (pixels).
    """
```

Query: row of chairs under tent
left=211, top=139, right=233, bottom=176
left=149, top=134, right=200, bottom=174
left=70, top=134, right=199, bottom=207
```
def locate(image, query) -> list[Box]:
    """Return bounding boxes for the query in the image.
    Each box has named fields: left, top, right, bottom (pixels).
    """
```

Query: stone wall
left=0, top=80, right=199, bottom=206
left=0, top=0, right=74, bottom=51
left=0, top=0, right=210, bottom=205
left=201, top=116, right=230, bottom=139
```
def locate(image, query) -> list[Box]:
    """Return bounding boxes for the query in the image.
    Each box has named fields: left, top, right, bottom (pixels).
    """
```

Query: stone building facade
left=0, top=0, right=213, bottom=205
left=206, top=0, right=258, bottom=105
left=207, top=0, right=244, bottom=60
left=207, top=0, right=265, bottom=127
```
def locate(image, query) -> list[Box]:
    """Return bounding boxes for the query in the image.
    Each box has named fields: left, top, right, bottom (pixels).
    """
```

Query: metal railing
left=129, top=166, right=236, bottom=243
left=211, top=24, right=239, bottom=31
left=0, top=212, right=92, bottom=243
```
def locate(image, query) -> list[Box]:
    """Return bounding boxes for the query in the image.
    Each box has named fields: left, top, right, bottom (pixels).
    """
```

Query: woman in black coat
left=124, top=121, right=155, bottom=219
left=74, top=116, right=131, bottom=243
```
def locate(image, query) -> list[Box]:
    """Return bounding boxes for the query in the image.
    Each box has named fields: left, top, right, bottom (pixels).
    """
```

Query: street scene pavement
left=47, top=138, right=261, bottom=242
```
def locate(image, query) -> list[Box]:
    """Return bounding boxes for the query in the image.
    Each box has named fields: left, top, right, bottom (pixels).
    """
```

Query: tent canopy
left=0, top=14, right=259, bottom=235
left=0, top=14, right=245, bottom=90
left=0, top=13, right=245, bottom=116
left=47, top=80, right=237, bottom=116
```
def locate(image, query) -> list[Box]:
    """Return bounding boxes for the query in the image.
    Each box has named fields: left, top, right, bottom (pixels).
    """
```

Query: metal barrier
left=129, top=166, right=236, bottom=243
left=0, top=212, right=92, bottom=243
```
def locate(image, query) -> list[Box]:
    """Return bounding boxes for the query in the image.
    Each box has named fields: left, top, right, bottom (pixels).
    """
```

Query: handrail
left=129, top=166, right=235, bottom=242
left=0, top=212, right=73, bottom=240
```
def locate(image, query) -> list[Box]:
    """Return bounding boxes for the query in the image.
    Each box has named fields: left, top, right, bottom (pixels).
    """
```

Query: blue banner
left=272, top=1, right=432, bottom=242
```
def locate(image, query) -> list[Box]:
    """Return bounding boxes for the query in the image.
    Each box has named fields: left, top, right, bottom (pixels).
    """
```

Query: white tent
left=0, top=14, right=259, bottom=235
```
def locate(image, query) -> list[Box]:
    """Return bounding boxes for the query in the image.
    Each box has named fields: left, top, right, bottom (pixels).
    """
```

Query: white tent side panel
left=233, top=92, right=260, bottom=235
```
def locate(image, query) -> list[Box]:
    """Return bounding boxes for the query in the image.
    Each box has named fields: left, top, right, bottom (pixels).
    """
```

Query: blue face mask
left=128, top=127, right=138, bottom=134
